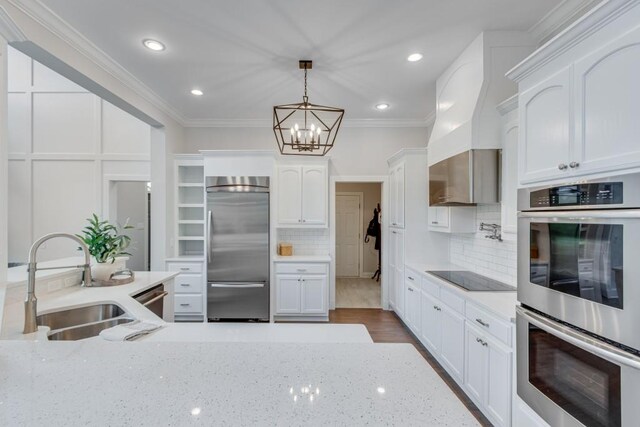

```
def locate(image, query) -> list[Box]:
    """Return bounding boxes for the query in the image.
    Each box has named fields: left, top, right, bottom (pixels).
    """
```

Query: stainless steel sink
left=36, top=303, right=133, bottom=341
left=47, top=317, right=133, bottom=341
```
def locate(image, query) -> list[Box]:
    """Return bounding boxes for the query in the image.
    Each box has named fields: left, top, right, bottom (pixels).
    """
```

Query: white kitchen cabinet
left=404, top=277, right=421, bottom=335
left=573, top=25, right=640, bottom=176
left=274, top=261, right=329, bottom=320
left=392, top=229, right=405, bottom=317
left=388, top=228, right=397, bottom=309
left=439, top=303, right=465, bottom=383
left=518, top=66, right=573, bottom=184
left=498, top=98, right=519, bottom=237
left=276, top=163, right=327, bottom=227
left=428, top=206, right=476, bottom=233
left=166, top=259, right=205, bottom=322
left=465, top=323, right=512, bottom=427
left=275, top=275, right=302, bottom=314
left=420, top=291, right=441, bottom=352
left=388, top=161, right=405, bottom=228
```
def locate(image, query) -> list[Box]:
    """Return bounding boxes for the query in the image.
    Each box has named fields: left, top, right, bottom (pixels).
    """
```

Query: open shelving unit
left=174, top=157, right=205, bottom=257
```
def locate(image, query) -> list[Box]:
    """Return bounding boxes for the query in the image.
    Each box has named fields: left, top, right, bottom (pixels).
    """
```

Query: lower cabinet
left=275, top=262, right=328, bottom=320
left=465, top=324, right=512, bottom=427
left=420, top=291, right=442, bottom=352
left=166, top=259, right=205, bottom=322
left=439, top=304, right=466, bottom=384
left=404, top=279, right=421, bottom=334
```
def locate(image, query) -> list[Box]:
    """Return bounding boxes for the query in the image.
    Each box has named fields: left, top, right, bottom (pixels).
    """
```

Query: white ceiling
left=39, top=0, right=560, bottom=124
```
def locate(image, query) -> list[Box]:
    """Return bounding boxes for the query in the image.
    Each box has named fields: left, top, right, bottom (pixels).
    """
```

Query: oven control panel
left=530, top=182, right=623, bottom=208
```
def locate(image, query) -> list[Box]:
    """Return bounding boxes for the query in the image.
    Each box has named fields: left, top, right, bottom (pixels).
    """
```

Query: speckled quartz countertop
left=0, top=340, right=480, bottom=426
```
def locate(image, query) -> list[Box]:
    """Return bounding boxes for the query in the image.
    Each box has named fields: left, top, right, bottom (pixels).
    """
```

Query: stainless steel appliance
left=206, top=176, right=270, bottom=321
left=518, top=173, right=640, bottom=350
left=133, top=283, right=168, bottom=319
left=517, top=173, right=640, bottom=427
left=429, top=149, right=500, bottom=206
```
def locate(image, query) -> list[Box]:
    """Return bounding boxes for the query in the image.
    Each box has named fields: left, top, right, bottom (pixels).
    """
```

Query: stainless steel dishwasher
left=133, top=284, right=168, bottom=319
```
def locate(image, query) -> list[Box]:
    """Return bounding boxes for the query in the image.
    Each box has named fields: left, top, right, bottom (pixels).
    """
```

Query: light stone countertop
left=0, top=340, right=480, bottom=427
left=406, top=262, right=518, bottom=322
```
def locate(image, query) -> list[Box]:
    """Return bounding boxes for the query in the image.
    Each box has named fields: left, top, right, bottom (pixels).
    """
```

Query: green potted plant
left=77, top=214, right=134, bottom=282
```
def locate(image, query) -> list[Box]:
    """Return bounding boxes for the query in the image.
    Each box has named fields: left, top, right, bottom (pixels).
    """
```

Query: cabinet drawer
left=466, top=303, right=511, bottom=346
left=275, top=263, right=327, bottom=275
left=440, top=287, right=465, bottom=314
left=174, top=294, right=203, bottom=313
left=166, top=262, right=203, bottom=274
left=174, top=274, right=204, bottom=294
left=421, top=276, right=440, bottom=298
left=404, top=268, right=421, bottom=289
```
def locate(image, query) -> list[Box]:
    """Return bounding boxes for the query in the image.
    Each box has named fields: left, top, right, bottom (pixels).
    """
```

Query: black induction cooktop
left=426, top=270, right=515, bottom=292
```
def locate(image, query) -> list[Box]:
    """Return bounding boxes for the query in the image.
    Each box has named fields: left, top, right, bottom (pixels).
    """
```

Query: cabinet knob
left=569, top=161, right=580, bottom=169
left=558, top=163, right=568, bottom=170
left=302, top=219, right=306, bottom=223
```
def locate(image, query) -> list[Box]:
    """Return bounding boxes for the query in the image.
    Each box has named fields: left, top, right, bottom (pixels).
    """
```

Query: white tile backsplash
left=277, top=228, right=330, bottom=256
left=449, top=204, right=517, bottom=285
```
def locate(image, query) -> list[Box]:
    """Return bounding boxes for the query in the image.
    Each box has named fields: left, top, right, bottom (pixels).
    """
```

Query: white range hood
left=428, top=31, right=536, bottom=166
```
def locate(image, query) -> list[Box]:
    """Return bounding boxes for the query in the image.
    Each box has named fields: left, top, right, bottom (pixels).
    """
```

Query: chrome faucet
left=23, top=233, right=93, bottom=334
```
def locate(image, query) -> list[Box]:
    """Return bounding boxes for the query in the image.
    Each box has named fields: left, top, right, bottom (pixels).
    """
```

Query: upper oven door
left=517, top=307, right=640, bottom=427
left=518, top=209, right=640, bottom=350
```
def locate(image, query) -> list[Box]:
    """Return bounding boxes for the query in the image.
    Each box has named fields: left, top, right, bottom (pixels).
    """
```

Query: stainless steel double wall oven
left=517, top=173, right=640, bottom=427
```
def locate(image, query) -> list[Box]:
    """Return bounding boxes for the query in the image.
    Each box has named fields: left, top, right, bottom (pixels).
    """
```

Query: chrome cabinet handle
left=476, top=318, right=489, bottom=327
left=180, top=283, right=189, bottom=287
left=433, top=305, right=441, bottom=311
left=558, top=163, right=568, bottom=170
left=408, top=276, right=415, bottom=281
left=569, top=161, right=580, bottom=168
left=431, top=221, right=439, bottom=225
left=296, top=269, right=307, bottom=272
left=142, top=291, right=169, bottom=307
left=180, top=303, right=190, bottom=307
left=408, top=287, right=414, bottom=292
left=476, top=337, right=488, bottom=347
left=180, top=267, right=190, bottom=271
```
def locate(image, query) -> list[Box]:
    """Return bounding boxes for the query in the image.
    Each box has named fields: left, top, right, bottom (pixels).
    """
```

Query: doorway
left=107, top=180, right=151, bottom=271
left=335, top=182, right=382, bottom=308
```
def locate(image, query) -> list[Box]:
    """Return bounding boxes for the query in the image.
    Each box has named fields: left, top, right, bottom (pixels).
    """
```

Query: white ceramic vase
left=91, top=257, right=128, bottom=282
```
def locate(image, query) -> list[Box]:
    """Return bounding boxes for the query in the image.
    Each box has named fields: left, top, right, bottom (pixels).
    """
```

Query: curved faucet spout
left=23, top=233, right=93, bottom=334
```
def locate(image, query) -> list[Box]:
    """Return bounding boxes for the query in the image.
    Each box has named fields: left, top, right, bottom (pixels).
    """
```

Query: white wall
left=336, top=182, right=381, bottom=275
left=0, top=36, right=7, bottom=281
left=7, top=47, right=151, bottom=263
left=184, top=126, right=432, bottom=176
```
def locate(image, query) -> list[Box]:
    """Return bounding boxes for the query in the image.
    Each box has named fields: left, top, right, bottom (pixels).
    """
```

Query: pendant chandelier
left=273, top=60, right=345, bottom=156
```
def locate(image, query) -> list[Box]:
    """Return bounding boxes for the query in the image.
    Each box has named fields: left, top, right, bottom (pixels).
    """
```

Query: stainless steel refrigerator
left=206, top=176, right=270, bottom=321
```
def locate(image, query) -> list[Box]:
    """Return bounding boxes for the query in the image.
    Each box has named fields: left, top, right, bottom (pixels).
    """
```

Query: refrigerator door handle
left=210, top=283, right=265, bottom=288
left=207, top=210, right=213, bottom=263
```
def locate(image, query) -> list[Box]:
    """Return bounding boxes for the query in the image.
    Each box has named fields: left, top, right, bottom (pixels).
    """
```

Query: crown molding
left=0, top=5, right=27, bottom=41
left=7, top=0, right=187, bottom=125
left=496, top=94, right=518, bottom=115
left=509, top=0, right=637, bottom=82
left=183, top=116, right=436, bottom=129
left=528, top=0, right=602, bottom=45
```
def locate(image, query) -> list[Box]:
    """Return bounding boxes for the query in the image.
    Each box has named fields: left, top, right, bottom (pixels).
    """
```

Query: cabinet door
left=519, top=67, right=572, bottom=184
left=394, top=231, right=405, bottom=316
left=574, top=27, right=640, bottom=176
left=395, top=163, right=405, bottom=228
left=301, top=275, right=327, bottom=314
left=388, top=167, right=397, bottom=226
left=486, top=338, right=512, bottom=427
left=405, top=282, right=421, bottom=335
left=420, top=291, right=441, bottom=352
left=276, top=275, right=301, bottom=314
left=301, top=165, right=327, bottom=225
left=440, top=304, right=465, bottom=383
left=428, top=207, right=449, bottom=229
left=465, top=325, right=488, bottom=405
left=388, top=230, right=397, bottom=308
left=277, top=166, right=302, bottom=224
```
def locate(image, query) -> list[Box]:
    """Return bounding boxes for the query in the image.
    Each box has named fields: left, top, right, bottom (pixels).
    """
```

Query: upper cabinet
left=508, top=2, right=640, bottom=186
left=388, top=162, right=405, bottom=228
left=276, top=163, right=328, bottom=227
left=518, top=67, right=573, bottom=184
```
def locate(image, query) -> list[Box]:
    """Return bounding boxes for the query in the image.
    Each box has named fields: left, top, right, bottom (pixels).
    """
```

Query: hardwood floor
left=329, top=308, right=492, bottom=427
left=335, top=277, right=381, bottom=308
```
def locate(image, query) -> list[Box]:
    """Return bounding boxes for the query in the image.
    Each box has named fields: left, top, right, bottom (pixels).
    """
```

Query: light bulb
left=310, top=124, right=316, bottom=132
left=297, top=131, right=301, bottom=139
left=294, top=123, right=299, bottom=131
left=316, top=127, right=321, bottom=135
left=290, top=128, right=294, bottom=135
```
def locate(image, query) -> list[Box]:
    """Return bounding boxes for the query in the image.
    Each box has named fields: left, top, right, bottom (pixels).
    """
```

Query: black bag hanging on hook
left=365, top=206, right=380, bottom=247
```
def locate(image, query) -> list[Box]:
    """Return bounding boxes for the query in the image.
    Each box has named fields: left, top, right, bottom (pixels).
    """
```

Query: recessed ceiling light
left=376, top=103, right=390, bottom=111
left=143, top=39, right=165, bottom=51
left=407, top=53, right=423, bottom=62
left=191, top=89, right=204, bottom=96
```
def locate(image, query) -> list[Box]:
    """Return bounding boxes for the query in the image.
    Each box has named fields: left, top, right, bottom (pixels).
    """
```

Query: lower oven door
left=207, top=282, right=269, bottom=321
left=518, top=209, right=640, bottom=350
left=517, top=307, right=640, bottom=427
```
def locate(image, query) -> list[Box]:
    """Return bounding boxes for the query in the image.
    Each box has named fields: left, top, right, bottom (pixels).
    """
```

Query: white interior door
left=336, top=194, right=361, bottom=277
